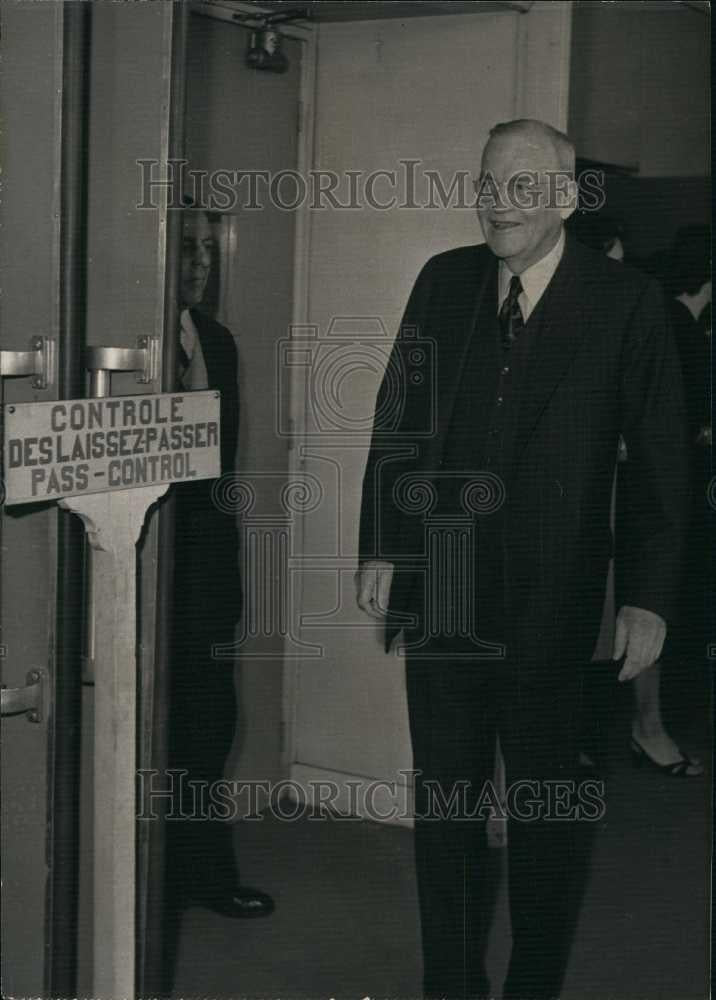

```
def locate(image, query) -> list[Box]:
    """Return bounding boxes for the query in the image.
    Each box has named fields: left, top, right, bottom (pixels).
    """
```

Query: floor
left=170, top=684, right=711, bottom=1000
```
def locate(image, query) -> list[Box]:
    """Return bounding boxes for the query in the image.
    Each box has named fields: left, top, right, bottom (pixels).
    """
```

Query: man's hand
left=355, top=561, right=394, bottom=620
left=613, top=605, right=666, bottom=682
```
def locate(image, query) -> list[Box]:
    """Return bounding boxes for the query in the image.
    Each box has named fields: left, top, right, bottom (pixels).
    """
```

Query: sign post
left=60, top=487, right=167, bottom=1000
left=3, top=389, right=221, bottom=1000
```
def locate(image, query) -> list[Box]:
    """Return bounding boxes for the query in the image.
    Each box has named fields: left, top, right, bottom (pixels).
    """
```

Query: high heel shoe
left=630, top=736, right=703, bottom=777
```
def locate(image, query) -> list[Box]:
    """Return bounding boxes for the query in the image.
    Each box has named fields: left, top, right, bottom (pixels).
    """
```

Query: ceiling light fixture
left=233, top=6, right=310, bottom=74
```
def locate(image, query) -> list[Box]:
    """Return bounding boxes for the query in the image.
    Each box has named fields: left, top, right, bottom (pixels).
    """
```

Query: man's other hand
left=355, top=561, right=394, bottom=620
left=613, top=605, right=667, bottom=682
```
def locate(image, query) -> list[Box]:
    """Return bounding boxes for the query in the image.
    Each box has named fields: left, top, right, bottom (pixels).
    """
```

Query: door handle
left=0, top=337, right=56, bottom=389
left=85, top=337, right=159, bottom=396
left=1, top=669, right=45, bottom=723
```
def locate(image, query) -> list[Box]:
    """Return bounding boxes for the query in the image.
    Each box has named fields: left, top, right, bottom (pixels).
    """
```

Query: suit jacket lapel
left=190, top=308, right=239, bottom=473
left=511, top=234, right=589, bottom=469
left=191, top=309, right=217, bottom=387
left=423, top=250, right=498, bottom=474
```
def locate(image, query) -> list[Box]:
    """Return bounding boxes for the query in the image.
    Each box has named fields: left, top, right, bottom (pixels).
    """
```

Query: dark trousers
left=406, top=650, right=590, bottom=1000
left=154, top=645, right=239, bottom=997
left=165, top=641, right=240, bottom=904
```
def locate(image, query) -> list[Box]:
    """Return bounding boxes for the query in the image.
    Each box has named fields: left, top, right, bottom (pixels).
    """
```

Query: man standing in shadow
left=166, top=208, right=274, bottom=920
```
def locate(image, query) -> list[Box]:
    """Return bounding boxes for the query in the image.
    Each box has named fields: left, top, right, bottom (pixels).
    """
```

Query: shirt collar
left=179, top=308, right=209, bottom=390
left=180, top=307, right=198, bottom=359
left=498, top=228, right=565, bottom=321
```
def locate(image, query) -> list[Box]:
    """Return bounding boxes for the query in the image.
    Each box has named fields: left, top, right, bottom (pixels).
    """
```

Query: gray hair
left=488, top=119, right=576, bottom=176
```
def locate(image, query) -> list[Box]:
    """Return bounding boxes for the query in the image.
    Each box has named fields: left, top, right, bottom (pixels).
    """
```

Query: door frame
left=188, top=0, right=318, bottom=788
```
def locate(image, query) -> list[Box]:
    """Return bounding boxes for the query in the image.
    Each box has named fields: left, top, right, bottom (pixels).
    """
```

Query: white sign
left=2, top=391, right=221, bottom=506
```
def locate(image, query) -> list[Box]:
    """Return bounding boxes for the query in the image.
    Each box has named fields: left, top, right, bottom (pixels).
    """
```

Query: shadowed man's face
left=181, top=212, right=214, bottom=308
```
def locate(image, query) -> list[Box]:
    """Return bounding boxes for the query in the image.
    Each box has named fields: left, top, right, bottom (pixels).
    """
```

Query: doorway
left=183, top=7, right=307, bottom=792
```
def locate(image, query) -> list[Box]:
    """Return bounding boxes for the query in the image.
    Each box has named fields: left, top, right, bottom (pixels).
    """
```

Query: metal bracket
left=0, top=669, right=45, bottom=723
left=85, top=335, right=160, bottom=396
left=0, top=336, right=56, bottom=389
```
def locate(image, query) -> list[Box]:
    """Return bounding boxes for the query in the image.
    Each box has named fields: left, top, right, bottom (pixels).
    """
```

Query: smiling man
left=476, top=118, right=575, bottom=272
left=357, top=119, right=688, bottom=999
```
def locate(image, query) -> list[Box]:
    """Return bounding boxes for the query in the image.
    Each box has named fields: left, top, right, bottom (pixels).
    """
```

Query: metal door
left=1, top=5, right=83, bottom=996
left=1, top=3, right=183, bottom=997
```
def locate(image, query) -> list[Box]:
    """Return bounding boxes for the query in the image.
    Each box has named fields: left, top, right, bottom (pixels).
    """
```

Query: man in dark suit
left=357, top=120, right=688, bottom=999
left=167, top=209, right=274, bottom=919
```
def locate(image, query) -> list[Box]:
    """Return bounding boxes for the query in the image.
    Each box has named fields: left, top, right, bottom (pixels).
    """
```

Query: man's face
left=180, top=212, right=214, bottom=308
left=477, top=129, right=574, bottom=274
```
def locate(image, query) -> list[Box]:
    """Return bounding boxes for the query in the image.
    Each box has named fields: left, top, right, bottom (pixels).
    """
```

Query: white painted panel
left=293, top=11, right=519, bottom=785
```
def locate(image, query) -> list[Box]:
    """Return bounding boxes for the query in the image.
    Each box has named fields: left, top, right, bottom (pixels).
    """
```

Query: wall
left=602, top=175, right=711, bottom=259
left=569, top=2, right=710, bottom=176
left=290, top=3, right=572, bottom=816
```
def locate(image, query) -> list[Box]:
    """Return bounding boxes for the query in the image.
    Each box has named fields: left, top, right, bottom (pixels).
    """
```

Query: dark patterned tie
left=499, top=274, right=524, bottom=351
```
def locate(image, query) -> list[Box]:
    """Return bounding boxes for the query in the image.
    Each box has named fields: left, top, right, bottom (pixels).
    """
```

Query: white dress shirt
left=497, top=228, right=566, bottom=320
left=179, top=308, right=209, bottom=391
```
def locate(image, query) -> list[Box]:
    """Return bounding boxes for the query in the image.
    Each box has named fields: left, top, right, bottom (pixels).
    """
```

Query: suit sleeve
left=618, top=278, right=690, bottom=625
left=358, top=257, right=435, bottom=566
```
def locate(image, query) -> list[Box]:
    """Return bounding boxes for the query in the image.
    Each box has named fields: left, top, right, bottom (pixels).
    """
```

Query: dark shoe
left=630, top=736, right=703, bottom=777
left=198, top=886, right=275, bottom=918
